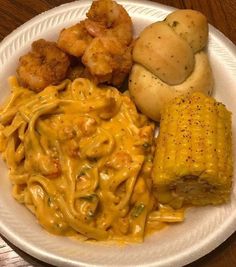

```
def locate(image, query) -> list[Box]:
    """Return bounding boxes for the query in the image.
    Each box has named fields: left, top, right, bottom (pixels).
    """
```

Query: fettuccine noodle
left=0, top=77, right=184, bottom=242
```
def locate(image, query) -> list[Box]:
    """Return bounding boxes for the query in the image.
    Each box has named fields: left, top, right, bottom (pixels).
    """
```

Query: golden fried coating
left=56, top=0, right=133, bottom=87
left=85, top=0, right=133, bottom=46
left=82, top=37, right=132, bottom=86
left=58, top=21, right=93, bottom=57
left=17, top=39, right=70, bottom=92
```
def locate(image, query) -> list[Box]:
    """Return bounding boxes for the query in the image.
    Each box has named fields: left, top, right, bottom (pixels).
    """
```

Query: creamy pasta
left=0, top=77, right=183, bottom=242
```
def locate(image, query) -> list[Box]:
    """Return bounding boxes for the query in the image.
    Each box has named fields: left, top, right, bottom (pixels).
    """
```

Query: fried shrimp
left=57, top=21, right=93, bottom=57
left=56, top=0, right=133, bottom=87
left=85, top=0, right=133, bottom=46
left=17, top=39, right=70, bottom=92
left=83, top=0, right=133, bottom=86
left=82, top=37, right=132, bottom=86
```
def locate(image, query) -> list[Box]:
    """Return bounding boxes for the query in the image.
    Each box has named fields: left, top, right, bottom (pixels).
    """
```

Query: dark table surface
left=0, top=0, right=236, bottom=266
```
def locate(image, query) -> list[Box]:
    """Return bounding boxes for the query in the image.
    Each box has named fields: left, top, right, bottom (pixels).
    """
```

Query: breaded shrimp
left=85, top=0, right=133, bottom=46
left=17, top=39, right=70, bottom=92
left=56, top=0, right=133, bottom=87
left=82, top=36, right=132, bottom=86
left=57, top=21, right=93, bottom=57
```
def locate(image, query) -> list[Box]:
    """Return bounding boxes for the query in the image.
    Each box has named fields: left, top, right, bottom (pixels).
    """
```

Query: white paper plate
left=0, top=1, right=236, bottom=267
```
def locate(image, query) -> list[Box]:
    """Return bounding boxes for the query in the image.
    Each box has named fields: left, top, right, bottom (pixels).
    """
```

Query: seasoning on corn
left=152, top=92, right=233, bottom=208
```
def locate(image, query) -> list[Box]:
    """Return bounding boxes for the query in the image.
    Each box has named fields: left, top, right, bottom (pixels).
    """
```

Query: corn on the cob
left=152, top=92, right=233, bottom=208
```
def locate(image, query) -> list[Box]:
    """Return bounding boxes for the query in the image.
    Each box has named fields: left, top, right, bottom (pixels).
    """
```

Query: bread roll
left=133, top=22, right=194, bottom=85
left=129, top=9, right=213, bottom=121
left=165, top=9, right=208, bottom=53
left=129, top=52, right=213, bottom=121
